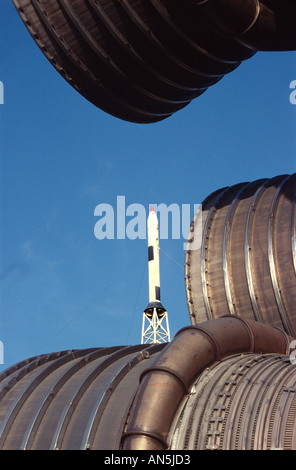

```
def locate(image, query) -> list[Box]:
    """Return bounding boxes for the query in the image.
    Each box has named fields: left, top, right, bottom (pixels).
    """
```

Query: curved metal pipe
left=190, top=0, right=296, bottom=51
left=122, top=315, right=292, bottom=450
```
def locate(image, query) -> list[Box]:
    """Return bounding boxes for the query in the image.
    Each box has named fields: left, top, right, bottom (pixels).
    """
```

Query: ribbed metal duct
left=122, top=315, right=294, bottom=450
left=12, top=1, right=296, bottom=123
left=170, top=352, right=296, bottom=450
left=185, top=173, right=296, bottom=338
left=0, top=317, right=295, bottom=450
left=0, top=344, right=165, bottom=450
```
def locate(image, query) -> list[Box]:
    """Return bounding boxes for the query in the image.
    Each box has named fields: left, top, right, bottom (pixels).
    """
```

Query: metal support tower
left=141, top=207, right=170, bottom=344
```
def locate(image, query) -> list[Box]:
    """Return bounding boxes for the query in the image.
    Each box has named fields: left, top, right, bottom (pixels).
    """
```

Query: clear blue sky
left=0, top=1, right=295, bottom=371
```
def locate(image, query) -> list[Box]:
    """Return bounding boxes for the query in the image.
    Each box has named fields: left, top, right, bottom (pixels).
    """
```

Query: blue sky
left=0, top=1, right=295, bottom=371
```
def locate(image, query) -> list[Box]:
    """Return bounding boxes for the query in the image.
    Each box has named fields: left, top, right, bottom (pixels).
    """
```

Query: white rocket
left=142, top=207, right=170, bottom=343
left=148, top=207, right=159, bottom=299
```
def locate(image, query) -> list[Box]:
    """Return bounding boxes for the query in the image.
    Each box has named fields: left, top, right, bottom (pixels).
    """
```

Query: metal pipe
left=122, top=315, right=292, bottom=450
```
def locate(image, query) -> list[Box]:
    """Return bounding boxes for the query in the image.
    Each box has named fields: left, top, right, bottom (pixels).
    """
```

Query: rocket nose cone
left=148, top=205, right=158, bottom=226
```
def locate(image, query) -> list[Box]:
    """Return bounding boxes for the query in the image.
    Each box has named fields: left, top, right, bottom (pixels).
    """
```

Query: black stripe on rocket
left=148, top=245, right=160, bottom=300
left=155, top=286, right=161, bottom=301
left=148, top=245, right=154, bottom=261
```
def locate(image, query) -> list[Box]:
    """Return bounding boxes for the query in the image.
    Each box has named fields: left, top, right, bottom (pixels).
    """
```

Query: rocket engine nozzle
left=144, top=301, right=167, bottom=319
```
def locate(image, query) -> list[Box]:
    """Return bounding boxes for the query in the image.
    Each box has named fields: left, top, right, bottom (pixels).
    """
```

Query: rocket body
left=142, top=206, right=170, bottom=343
left=147, top=207, right=161, bottom=304
left=144, top=207, right=166, bottom=318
